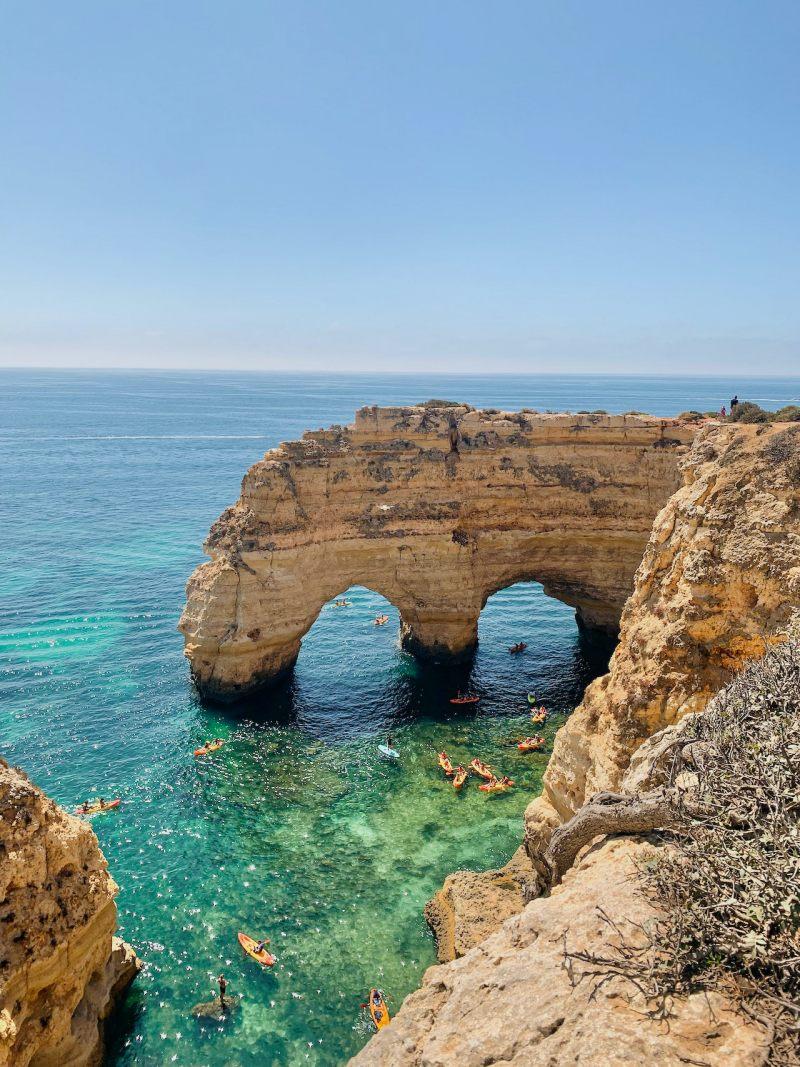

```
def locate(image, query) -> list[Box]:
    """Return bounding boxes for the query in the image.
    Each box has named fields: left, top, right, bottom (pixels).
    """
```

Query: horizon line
left=2, top=366, right=800, bottom=381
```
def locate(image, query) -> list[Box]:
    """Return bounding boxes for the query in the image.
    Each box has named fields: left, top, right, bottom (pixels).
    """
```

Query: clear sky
left=1, top=1, right=799, bottom=373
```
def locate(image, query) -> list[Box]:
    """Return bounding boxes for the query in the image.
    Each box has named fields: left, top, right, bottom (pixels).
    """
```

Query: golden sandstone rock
left=180, top=404, right=694, bottom=700
left=0, top=760, right=138, bottom=1067
left=353, top=420, right=798, bottom=1066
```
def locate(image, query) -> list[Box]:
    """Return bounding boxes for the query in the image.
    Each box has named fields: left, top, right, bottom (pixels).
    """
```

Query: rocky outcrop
left=422, top=422, right=800, bottom=968
left=423, top=846, right=532, bottom=964
left=350, top=835, right=771, bottom=1066
left=0, top=761, right=139, bottom=1067
left=181, top=405, right=694, bottom=700
left=525, top=421, right=800, bottom=853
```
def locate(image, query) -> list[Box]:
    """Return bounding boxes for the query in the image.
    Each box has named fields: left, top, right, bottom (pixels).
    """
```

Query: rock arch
left=179, top=404, right=695, bottom=701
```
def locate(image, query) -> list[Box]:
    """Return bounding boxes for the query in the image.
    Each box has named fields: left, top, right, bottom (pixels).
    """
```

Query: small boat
left=517, top=735, right=545, bottom=753
left=369, top=988, right=390, bottom=1030
left=452, top=766, right=468, bottom=790
left=527, top=693, right=537, bottom=704
left=469, top=757, right=494, bottom=781
left=75, top=798, right=120, bottom=816
left=530, top=708, right=548, bottom=725
left=479, top=775, right=514, bottom=794
left=238, top=932, right=276, bottom=967
left=438, top=751, right=454, bottom=776
left=378, top=744, right=400, bottom=759
left=373, top=614, right=389, bottom=626
left=509, top=642, right=528, bottom=655
left=449, top=693, right=479, bottom=705
left=194, top=741, right=224, bottom=757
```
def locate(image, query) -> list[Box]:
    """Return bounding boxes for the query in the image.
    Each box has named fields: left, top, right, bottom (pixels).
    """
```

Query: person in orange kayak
left=254, top=939, right=267, bottom=954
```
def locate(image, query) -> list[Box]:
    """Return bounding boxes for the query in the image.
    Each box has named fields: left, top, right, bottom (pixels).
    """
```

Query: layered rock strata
left=425, top=423, right=800, bottom=964
left=0, top=760, right=139, bottom=1067
left=180, top=405, right=694, bottom=700
left=526, top=420, right=800, bottom=852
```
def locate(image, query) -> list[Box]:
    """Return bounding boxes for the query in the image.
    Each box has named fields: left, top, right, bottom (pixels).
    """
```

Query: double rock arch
left=180, top=404, right=694, bottom=701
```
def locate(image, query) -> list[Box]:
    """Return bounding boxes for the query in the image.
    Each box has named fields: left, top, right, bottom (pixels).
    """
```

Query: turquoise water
left=2, top=371, right=799, bottom=1066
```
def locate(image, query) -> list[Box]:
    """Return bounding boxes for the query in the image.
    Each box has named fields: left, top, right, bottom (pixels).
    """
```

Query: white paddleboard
left=378, top=745, right=400, bottom=759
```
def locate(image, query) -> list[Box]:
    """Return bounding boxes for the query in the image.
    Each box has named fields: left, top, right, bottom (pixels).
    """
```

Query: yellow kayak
left=238, top=932, right=276, bottom=967
left=194, top=741, right=224, bottom=757
left=369, top=988, right=390, bottom=1030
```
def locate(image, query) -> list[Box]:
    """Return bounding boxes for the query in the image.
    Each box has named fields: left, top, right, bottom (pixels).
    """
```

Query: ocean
left=2, top=370, right=798, bottom=1066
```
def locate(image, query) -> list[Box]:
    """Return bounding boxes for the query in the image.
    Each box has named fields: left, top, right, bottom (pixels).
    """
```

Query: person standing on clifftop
left=730, top=395, right=739, bottom=412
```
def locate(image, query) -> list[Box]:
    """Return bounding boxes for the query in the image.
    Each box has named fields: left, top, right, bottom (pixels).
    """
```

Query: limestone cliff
left=0, top=760, right=139, bottom=1067
left=425, top=422, right=800, bottom=964
left=181, top=405, right=694, bottom=700
left=526, top=420, right=800, bottom=851
left=351, top=834, right=771, bottom=1067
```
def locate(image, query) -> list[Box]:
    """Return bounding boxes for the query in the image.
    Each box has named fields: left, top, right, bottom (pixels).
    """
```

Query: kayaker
left=80, top=801, right=89, bottom=813
left=99, top=797, right=106, bottom=809
left=218, top=974, right=227, bottom=1010
left=254, top=939, right=267, bottom=954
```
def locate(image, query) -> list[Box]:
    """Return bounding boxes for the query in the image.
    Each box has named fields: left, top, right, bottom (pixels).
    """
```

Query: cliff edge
left=0, top=761, right=139, bottom=1067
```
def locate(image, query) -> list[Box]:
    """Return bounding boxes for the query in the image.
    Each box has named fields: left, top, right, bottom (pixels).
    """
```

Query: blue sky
left=1, top=1, right=798, bottom=373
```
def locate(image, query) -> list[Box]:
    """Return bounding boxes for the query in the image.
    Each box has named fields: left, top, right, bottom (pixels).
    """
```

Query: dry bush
left=566, top=642, right=800, bottom=1062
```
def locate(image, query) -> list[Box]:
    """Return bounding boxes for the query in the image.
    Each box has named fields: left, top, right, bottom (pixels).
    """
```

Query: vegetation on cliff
left=562, top=641, right=799, bottom=1063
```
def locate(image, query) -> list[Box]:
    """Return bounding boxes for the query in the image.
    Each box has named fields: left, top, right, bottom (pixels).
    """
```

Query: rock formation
left=525, top=421, right=800, bottom=854
left=180, top=404, right=694, bottom=700
left=350, top=835, right=771, bottom=1067
left=0, top=760, right=139, bottom=1067
left=354, top=630, right=800, bottom=1065
left=424, top=422, right=800, bottom=965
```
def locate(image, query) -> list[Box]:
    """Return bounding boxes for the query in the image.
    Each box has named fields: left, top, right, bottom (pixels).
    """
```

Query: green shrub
left=775, top=405, right=800, bottom=422
left=727, top=401, right=769, bottom=423
left=677, top=410, right=704, bottom=421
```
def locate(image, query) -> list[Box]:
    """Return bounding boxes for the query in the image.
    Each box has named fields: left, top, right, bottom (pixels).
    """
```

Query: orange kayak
left=75, top=799, right=120, bottom=816
left=479, top=776, right=514, bottom=793
left=469, top=757, right=494, bottom=781
left=369, top=988, right=390, bottom=1030
left=449, top=694, right=479, bottom=705
left=238, top=932, right=276, bottom=967
left=518, top=736, right=545, bottom=753
left=194, top=741, right=224, bottom=757
left=438, top=751, right=454, bottom=776
left=452, top=766, right=468, bottom=790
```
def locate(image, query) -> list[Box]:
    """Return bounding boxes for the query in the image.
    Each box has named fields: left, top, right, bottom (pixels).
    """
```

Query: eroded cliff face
left=423, top=422, right=800, bottom=974
left=180, top=404, right=694, bottom=700
left=351, top=834, right=771, bottom=1067
left=526, top=421, right=800, bottom=851
left=0, top=761, right=139, bottom=1067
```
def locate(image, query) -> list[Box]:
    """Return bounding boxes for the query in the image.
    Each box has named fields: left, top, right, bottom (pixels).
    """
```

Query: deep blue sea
left=2, top=371, right=798, bottom=1066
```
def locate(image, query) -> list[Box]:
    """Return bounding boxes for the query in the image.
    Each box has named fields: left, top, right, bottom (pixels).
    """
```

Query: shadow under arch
left=196, top=581, right=615, bottom=745
left=472, top=579, right=616, bottom=715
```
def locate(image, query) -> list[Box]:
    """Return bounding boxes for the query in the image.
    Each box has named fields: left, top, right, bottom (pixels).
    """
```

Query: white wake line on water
left=0, top=434, right=273, bottom=441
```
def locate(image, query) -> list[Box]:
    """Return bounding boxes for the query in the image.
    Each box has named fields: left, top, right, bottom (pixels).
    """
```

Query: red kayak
left=450, top=694, right=479, bottom=705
